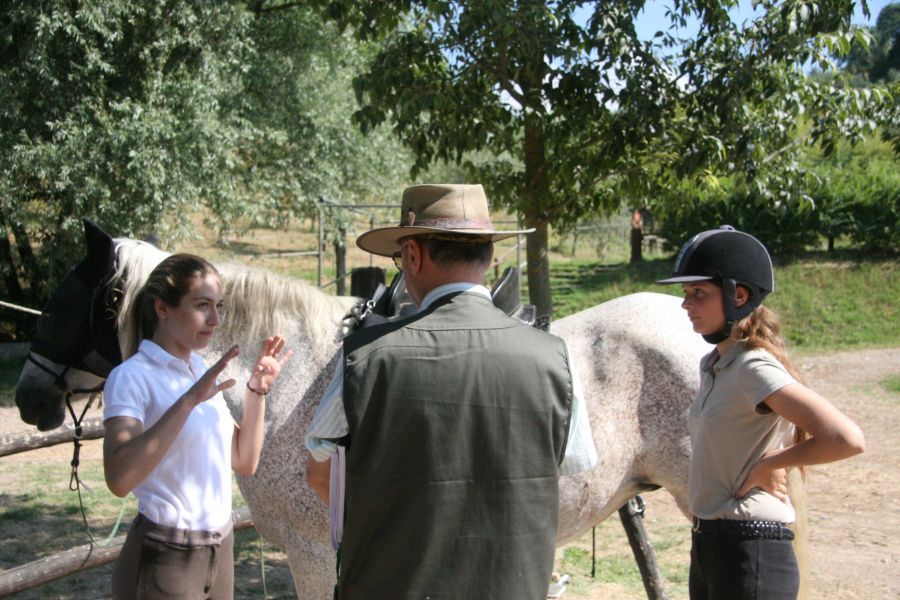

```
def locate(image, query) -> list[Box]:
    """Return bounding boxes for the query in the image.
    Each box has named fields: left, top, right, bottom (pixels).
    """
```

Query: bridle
left=26, top=274, right=123, bottom=545
left=26, top=351, right=104, bottom=493
left=25, top=352, right=104, bottom=395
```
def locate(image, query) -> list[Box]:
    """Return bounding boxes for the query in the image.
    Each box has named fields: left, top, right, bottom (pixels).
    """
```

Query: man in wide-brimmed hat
left=305, top=183, right=597, bottom=600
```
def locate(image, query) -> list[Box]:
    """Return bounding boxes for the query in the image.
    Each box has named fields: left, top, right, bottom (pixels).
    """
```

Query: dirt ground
left=1, top=347, right=897, bottom=599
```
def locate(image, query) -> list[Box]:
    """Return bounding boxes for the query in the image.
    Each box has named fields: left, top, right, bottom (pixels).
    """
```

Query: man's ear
left=407, top=238, right=424, bottom=274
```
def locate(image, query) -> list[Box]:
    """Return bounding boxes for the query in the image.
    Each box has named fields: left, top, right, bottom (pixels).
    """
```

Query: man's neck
left=409, top=263, right=487, bottom=305
left=418, top=282, right=491, bottom=311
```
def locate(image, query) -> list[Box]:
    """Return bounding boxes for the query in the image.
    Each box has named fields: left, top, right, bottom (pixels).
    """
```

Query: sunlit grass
left=556, top=514, right=690, bottom=599
left=882, top=375, right=900, bottom=395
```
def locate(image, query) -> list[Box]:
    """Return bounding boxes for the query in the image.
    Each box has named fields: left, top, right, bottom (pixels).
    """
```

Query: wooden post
left=317, top=200, right=324, bottom=287
left=334, top=227, right=347, bottom=296
left=618, top=495, right=668, bottom=600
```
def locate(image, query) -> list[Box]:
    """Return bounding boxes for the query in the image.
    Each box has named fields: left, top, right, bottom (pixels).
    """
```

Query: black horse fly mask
left=17, top=219, right=123, bottom=430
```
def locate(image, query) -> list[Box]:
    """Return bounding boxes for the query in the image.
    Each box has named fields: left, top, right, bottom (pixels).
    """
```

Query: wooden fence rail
left=0, top=506, right=254, bottom=597
left=0, top=417, right=105, bottom=458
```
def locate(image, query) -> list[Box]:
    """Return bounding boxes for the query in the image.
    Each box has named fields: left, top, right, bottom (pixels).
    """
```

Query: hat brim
left=357, top=225, right=533, bottom=257
left=655, top=274, right=717, bottom=285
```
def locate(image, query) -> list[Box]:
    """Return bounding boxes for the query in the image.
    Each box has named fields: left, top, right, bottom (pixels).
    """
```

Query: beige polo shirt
left=688, top=343, right=797, bottom=523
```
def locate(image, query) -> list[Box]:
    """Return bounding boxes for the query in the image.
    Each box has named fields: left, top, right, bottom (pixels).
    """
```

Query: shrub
left=846, top=186, right=900, bottom=252
left=657, top=190, right=819, bottom=257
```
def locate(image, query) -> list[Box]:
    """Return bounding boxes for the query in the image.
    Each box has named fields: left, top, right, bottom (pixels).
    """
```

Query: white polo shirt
left=103, top=339, right=234, bottom=530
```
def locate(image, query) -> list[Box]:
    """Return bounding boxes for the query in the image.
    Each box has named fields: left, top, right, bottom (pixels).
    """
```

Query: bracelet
left=246, top=381, right=268, bottom=397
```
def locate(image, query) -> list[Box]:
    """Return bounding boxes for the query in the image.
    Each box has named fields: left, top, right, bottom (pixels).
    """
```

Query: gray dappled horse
left=15, top=220, right=709, bottom=598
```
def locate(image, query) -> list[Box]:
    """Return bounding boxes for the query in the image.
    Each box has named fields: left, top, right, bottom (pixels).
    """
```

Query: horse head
left=15, top=219, right=123, bottom=431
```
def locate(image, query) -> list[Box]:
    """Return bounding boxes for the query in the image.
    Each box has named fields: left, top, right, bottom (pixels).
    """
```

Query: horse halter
left=26, top=351, right=105, bottom=491
left=25, top=352, right=103, bottom=395
left=27, top=265, right=121, bottom=495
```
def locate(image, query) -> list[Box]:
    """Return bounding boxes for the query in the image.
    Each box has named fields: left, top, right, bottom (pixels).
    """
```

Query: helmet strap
left=703, top=324, right=732, bottom=345
left=705, top=278, right=758, bottom=345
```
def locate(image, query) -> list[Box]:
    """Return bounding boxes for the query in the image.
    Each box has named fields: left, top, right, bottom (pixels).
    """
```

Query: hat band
left=401, top=217, right=493, bottom=230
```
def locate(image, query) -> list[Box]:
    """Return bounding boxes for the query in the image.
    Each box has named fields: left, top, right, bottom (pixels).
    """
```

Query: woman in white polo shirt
left=103, top=253, right=291, bottom=599
left=658, top=226, right=865, bottom=600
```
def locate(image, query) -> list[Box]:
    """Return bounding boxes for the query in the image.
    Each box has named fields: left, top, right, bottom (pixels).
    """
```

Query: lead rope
left=258, top=532, right=268, bottom=598
left=66, top=389, right=129, bottom=547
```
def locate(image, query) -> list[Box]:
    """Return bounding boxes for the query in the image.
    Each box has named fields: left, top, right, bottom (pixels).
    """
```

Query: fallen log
left=0, top=418, right=105, bottom=458
left=0, top=506, right=253, bottom=597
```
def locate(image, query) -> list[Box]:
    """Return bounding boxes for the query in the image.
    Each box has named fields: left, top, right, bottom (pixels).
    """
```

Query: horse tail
left=788, top=468, right=810, bottom=600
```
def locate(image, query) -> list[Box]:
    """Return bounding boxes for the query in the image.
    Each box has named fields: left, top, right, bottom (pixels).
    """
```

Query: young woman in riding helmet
left=658, top=226, right=865, bottom=600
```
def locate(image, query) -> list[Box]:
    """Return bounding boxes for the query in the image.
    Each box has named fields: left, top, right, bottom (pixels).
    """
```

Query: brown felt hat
left=356, top=184, right=533, bottom=257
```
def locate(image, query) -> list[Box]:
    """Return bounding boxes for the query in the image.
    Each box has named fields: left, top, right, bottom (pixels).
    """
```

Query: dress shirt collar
left=418, top=282, right=491, bottom=312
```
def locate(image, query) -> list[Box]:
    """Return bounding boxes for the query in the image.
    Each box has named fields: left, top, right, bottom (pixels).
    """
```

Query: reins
left=26, top=352, right=127, bottom=547
left=64, top=386, right=103, bottom=493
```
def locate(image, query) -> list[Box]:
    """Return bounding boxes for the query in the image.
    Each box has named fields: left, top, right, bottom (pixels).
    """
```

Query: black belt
left=692, top=518, right=794, bottom=540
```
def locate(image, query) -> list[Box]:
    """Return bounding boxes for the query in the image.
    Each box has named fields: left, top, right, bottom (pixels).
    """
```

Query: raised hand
left=247, top=335, right=293, bottom=395
left=184, top=345, right=239, bottom=407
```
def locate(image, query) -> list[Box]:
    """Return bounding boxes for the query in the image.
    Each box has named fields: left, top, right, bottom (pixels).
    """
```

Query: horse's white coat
left=212, top=284, right=709, bottom=598
left=19, top=239, right=711, bottom=599
left=552, top=294, right=709, bottom=542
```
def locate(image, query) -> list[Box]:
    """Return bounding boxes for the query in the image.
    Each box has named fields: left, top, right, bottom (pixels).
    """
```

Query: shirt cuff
left=306, top=437, right=339, bottom=462
left=559, top=451, right=598, bottom=477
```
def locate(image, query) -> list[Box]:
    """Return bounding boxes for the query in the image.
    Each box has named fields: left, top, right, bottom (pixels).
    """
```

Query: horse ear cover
left=657, top=225, right=774, bottom=343
left=77, top=218, right=116, bottom=283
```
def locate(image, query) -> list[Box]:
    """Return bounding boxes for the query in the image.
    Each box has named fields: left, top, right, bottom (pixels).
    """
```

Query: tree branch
left=256, top=1, right=307, bottom=15
left=495, top=41, right=528, bottom=107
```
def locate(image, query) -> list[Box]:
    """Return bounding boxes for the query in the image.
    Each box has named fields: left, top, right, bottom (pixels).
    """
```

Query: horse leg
left=281, top=534, right=336, bottom=600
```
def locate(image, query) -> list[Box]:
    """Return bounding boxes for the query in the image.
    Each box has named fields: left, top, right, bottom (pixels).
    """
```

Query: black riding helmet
left=657, top=225, right=774, bottom=344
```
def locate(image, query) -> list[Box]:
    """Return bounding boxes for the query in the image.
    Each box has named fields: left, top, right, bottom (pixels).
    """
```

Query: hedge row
left=657, top=178, right=899, bottom=257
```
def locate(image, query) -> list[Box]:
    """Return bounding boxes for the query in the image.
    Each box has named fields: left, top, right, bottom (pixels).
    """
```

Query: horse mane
left=215, top=262, right=358, bottom=355
left=112, top=238, right=358, bottom=359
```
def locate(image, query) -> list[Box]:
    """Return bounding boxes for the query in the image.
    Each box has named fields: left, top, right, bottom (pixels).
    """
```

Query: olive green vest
left=339, top=292, right=573, bottom=600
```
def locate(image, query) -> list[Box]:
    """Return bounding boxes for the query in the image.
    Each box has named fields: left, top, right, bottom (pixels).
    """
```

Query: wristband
left=246, top=381, right=268, bottom=397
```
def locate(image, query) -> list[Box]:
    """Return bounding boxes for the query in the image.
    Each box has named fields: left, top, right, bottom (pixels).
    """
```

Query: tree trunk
left=0, top=220, right=25, bottom=304
left=9, top=220, right=40, bottom=301
left=630, top=226, right=643, bottom=263
left=522, top=116, right=552, bottom=320
left=630, top=209, right=644, bottom=264
left=524, top=217, right=552, bottom=320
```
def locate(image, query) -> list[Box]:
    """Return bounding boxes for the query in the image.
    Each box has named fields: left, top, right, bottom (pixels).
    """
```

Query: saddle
left=345, top=266, right=538, bottom=331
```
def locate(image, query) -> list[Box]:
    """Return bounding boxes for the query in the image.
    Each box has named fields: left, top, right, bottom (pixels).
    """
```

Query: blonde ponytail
left=734, top=305, right=810, bottom=450
left=737, top=306, right=811, bottom=597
